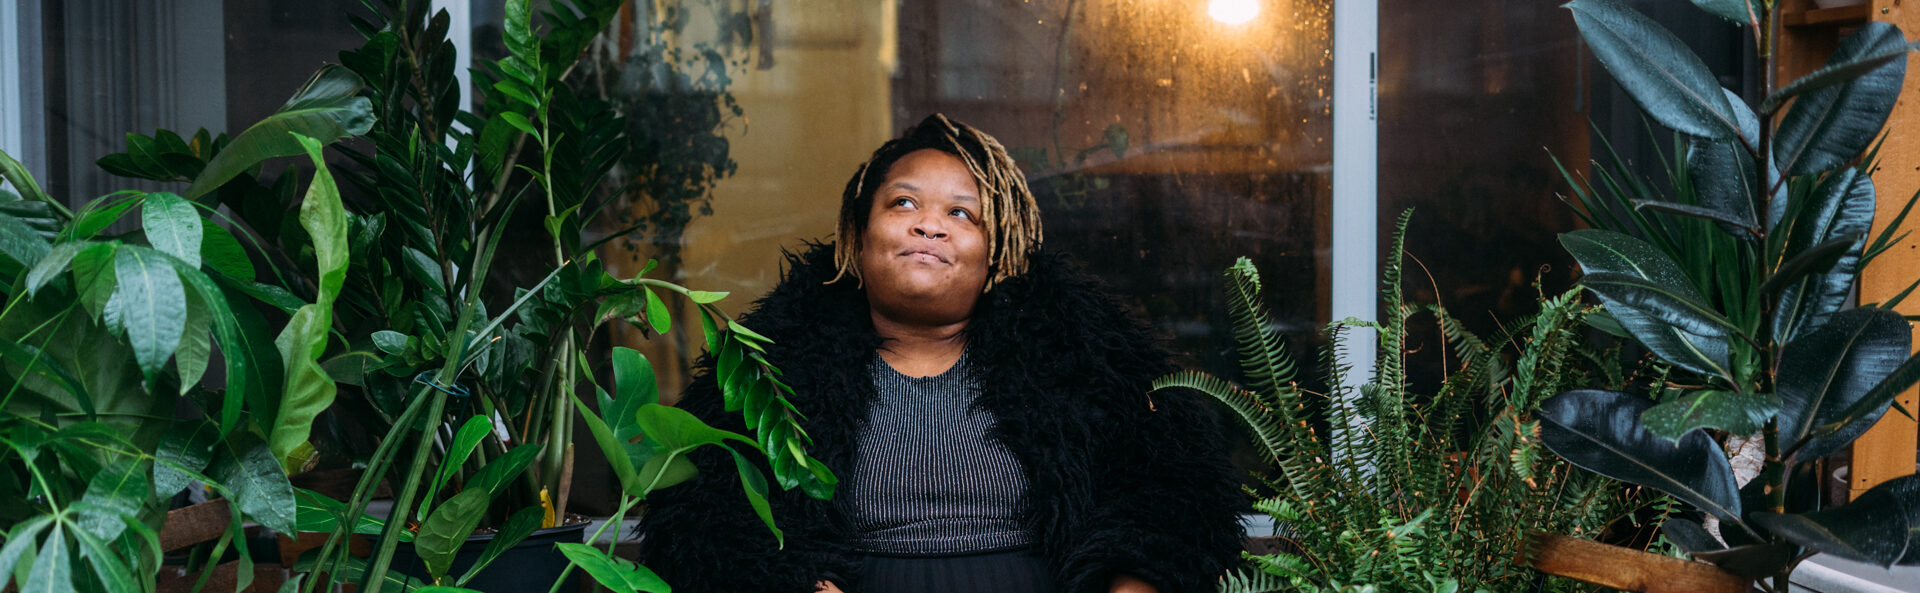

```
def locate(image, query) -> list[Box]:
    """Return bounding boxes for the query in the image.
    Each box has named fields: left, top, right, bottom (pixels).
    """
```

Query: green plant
left=258, top=1, right=831, bottom=592
left=1161, top=213, right=1661, bottom=593
left=0, top=102, right=362, bottom=593
left=1535, top=0, right=1920, bottom=589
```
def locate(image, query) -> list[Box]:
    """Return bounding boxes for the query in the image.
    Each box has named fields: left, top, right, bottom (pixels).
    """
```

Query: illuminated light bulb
left=1209, top=0, right=1259, bottom=24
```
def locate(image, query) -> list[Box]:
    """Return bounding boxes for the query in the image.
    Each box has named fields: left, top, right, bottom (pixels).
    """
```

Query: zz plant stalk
left=1537, top=0, right=1920, bottom=589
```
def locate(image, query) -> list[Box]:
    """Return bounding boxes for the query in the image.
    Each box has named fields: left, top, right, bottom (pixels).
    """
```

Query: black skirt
left=854, top=549, right=1058, bottom=593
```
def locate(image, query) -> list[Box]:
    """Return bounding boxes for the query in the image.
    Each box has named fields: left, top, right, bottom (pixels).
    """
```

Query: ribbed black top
left=839, top=350, right=1034, bottom=556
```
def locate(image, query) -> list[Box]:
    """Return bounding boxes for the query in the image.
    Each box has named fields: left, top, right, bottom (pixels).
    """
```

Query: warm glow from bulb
left=1209, top=0, right=1259, bottom=24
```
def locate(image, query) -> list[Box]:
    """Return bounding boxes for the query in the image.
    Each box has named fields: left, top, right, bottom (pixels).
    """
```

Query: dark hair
left=831, top=114, right=1043, bottom=291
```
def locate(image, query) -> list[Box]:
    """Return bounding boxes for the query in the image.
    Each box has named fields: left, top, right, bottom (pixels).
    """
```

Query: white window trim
left=1, top=0, right=47, bottom=187
left=1331, top=0, right=1378, bottom=460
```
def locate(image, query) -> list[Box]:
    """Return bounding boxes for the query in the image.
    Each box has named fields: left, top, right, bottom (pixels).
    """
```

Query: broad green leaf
left=140, top=192, right=201, bottom=268
left=1752, top=475, right=1916, bottom=566
left=1776, top=22, right=1908, bottom=176
left=1561, top=230, right=1731, bottom=378
left=1684, top=95, right=1761, bottom=236
left=555, top=543, right=670, bottom=593
left=0, top=210, right=51, bottom=267
left=576, top=388, right=639, bottom=493
left=185, top=65, right=373, bottom=198
left=1537, top=389, right=1742, bottom=523
left=0, top=147, right=51, bottom=205
left=1641, top=390, right=1780, bottom=441
left=154, top=420, right=220, bottom=497
left=687, top=290, right=728, bottom=304
left=67, top=510, right=139, bottom=593
left=644, top=288, right=671, bottom=335
left=175, top=286, right=213, bottom=392
left=106, top=246, right=187, bottom=375
left=1567, top=0, right=1740, bottom=141
left=422, top=416, right=494, bottom=518
left=1774, top=169, right=1873, bottom=343
left=268, top=135, right=349, bottom=472
left=24, top=242, right=95, bottom=297
left=1578, top=272, right=1741, bottom=339
left=371, top=330, right=409, bottom=354
left=208, top=431, right=298, bottom=535
left=635, top=451, right=698, bottom=495
left=416, top=488, right=490, bottom=580
left=1811, top=348, right=1920, bottom=460
left=200, top=223, right=255, bottom=281
left=1762, top=234, right=1864, bottom=298
left=502, top=0, right=541, bottom=73
left=67, top=195, right=139, bottom=241
left=454, top=506, right=543, bottom=587
left=1764, top=38, right=1920, bottom=114
left=22, top=523, right=71, bottom=593
left=612, top=346, right=659, bottom=410
left=1778, top=308, right=1911, bottom=462
left=76, top=459, right=149, bottom=541
left=635, top=403, right=755, bottom=451
left=291, top=488, right=390, bottom=537
left=497, top=111, right=538, bottom=137
left=466, top=443, right=540, bottom=497
left=0, top=339, right=91, bottom=415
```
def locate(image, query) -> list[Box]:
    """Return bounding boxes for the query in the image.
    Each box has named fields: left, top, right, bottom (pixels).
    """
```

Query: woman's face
left=858, top=149, right=990, bottom=326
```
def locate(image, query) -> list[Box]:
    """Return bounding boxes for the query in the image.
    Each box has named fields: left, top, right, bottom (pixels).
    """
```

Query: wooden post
left=1851, top=0, right=1920, bottom=500
left=1519, top=532, right=1750, bottom=593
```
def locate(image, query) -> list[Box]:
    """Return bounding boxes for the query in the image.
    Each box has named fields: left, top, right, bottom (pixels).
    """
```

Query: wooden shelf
left=1784, top=4, right=1872, bottom=27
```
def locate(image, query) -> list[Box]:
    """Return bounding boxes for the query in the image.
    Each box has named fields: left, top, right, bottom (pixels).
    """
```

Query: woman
left=637, top=114, right=1244, bottom=593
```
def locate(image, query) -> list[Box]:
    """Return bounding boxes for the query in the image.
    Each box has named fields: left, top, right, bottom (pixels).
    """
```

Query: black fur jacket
left=636, top=243, right=1245, bottom=593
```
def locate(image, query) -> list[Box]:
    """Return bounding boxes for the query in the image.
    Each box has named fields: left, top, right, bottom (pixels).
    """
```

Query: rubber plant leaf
left=1688, top=0, right=1754, bottom=25
left=1537, top=389, right=1743, bottom=523
left=1775, top=22, right=1908, bottom=176
left=1567, top=0, right=1741, bottom=141
left=1561, top=229, right=1731, bottom=379
left=186, top=65, right=373, bottom=198
left=1640, top=390, right=1780, bottom=442
left=1751, top=474, right=1920, bottom=567
left=1778, top=307, right=1911, bottom=463
left=1773, top=169, right=1873, bottom=344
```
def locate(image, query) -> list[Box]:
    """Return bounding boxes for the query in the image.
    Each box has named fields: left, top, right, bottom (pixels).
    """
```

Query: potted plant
left=254, top=1, right=833, bottom=592
left=1528, top=0, right=1920, bottom=589
left=0, top=76, right=367, bottom=590
left=1163, top=214, right=1666, bottom=593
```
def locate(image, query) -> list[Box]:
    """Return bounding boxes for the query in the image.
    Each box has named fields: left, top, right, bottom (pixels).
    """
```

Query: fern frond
left=1226, top=257, right=1301, bottom=401
left=1217, top=568, right=1302, bottom=593
left=1156, top=371, right=1289, bottom=465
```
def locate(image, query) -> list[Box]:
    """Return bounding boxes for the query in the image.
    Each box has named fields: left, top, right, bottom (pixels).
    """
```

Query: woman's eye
left=950, top=208, right=973, bottom=220
left=891, top=197, right=914, bottom=208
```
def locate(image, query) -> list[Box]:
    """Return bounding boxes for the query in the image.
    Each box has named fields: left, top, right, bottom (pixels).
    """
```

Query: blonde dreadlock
left=830, top=114, right=1044, bottom=292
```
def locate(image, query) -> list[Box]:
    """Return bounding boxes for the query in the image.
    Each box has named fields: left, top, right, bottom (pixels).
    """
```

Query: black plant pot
left=388, top=520, right=587, bottom=592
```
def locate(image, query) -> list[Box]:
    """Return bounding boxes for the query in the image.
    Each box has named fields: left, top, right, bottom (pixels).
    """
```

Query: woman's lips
left=902, top=249, right=947, bottom=263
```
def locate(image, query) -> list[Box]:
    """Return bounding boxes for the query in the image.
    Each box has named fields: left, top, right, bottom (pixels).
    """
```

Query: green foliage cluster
left=1534, top=0, right=1920, bottom=589
left=1166, top=212, right=1662, bottom=593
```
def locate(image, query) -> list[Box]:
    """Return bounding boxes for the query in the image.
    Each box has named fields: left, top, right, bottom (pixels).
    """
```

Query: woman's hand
left=815, top=581, right=846, bottom=593
left=1110, top=573, right=1159, bottom=593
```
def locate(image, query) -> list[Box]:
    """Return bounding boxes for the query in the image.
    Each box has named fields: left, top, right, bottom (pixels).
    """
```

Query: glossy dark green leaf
left=417, top=488, right=489, bottom=579
left=0, top=210, right=51, bottom=268
left=1634, top=199, right=1754, bottom=237
left=422, top=416, right=494, bottom=518
left=1776, top=22, right=1908, bottom=176
left=1762, top=234, right=1863, bottom=299
left=635, top=450, right=698, bottom=495
left=1568, top=0, right=1739, bottom=141
left=555, top=543, right=670, bottom=593
left=1578, top=272, right=1741, bottom=338
left=0, top=516, right=51, bottom=583
left=140, top=192, right=202, bottom=268
left=291, top=488, right=389, bottom=536
left=186, top=65, right=373, bottom=198
left=454, top=505, right=543, bottom=587
left=1779, top=307, right=1911, bottom=462
left=1684, top=120, right=1760, bottom=237
left=1561, top=230, right=1731, bottom=378
left=1692, top=542, right=1796, bottom=580
left=106, top=246, right=187, bottom=375
left=24, top=241, right=94, bottom=297
left=1537, top=389, right=1742, bottom=522
left=154, top=420, right=220, bottom=497
left=68, top=517, right=138, bottom=593
left=1810, top=347, right=1920, bottom=464
left=574, top=390, right=638, bottom=493
left=1641, top=390, right=1779, bottom=441
left=0, top=147, right=51, bottom=205
left=1752, top=475, right=1917, bottom=566
left=1661, top=517, right=1725, bottom=554
left=208, top=431, right=298, bottom=535
left=170, top=262, right=258, bottom=433
left=1763, top=38, right=1920, bottom=114
left=1688, top=0, right=1753, bottom=24
left=1774, top=169, right=1873, bottom=343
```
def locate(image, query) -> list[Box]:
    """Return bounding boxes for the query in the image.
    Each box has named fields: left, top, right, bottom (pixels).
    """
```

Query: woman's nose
left=911, top=215, right=947, bottom=239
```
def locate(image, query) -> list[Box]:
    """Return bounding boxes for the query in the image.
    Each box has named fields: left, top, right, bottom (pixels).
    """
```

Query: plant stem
left=300, top=386, right=434, bottom=593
